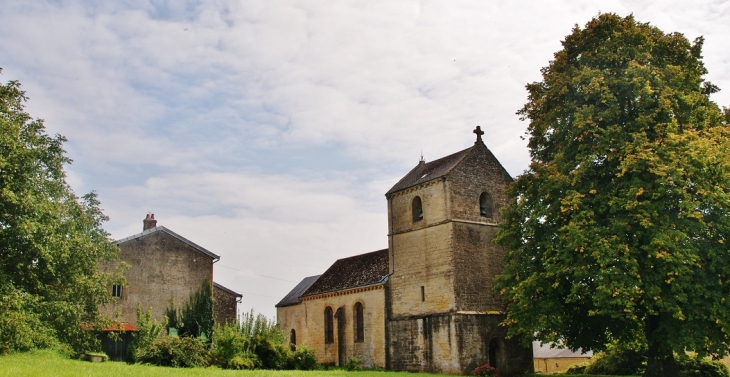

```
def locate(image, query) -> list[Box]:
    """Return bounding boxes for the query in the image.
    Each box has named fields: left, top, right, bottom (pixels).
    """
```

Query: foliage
left=345, top=357, right=363, bottom=371
left=165, top=279, right=214, bottom=341
left=135, top=336, right=210, bottom=368
left=0, top=68, right=121, bottom=354
left=677, top=355, right=730, bottom=377
left=495, top=14, right=730, bottom=377
left=127, top=305, right=164, bottom=363
left=208, top=311, right=318, bottom=370
left=0, top=284, right=59, bottom=354
left=291, top=346, right=318, bottom=370
left=584, top=343, right=646, bottom=375
left=564, top=362, right=590, bottom=374
left=471, top=363, right=499, bottom=377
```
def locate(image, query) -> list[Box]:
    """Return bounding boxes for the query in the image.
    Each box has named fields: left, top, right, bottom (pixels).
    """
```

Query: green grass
left=0, top=350, right=457, bottom=377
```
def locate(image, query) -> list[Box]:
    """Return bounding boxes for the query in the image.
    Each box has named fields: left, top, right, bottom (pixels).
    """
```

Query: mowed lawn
left=0, top=350, right=632, bottom=377
left=0, top=350, right=459, bottom=377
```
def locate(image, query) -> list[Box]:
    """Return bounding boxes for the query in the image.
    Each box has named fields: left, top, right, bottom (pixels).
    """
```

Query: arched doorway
left=488, top=338, right=502, bottom=370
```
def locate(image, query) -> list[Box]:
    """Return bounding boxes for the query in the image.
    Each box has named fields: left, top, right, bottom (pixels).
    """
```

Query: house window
left=480, top=191, right=493, bottom=218
left=112, top=284, right=122, bottom=298
left=412, top=196, right=423, bottom=222
left=354, top=303, right=364, bottom=342
left=290, top=329, right=296, bottom=351
left=324, top=307, right=334, bottom=344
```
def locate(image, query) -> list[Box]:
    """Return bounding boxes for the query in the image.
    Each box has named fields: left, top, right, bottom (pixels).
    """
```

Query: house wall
left=213, top=286, right=238, bottom=325
left=533, top=357, right=591, bottom=374
left=100, top=230, right=214, bottom=324
left=277, top=287, right=386, bottom=368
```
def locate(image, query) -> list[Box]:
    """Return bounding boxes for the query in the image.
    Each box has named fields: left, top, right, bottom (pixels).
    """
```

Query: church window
left=480, top=192, right=494, bottom=218
left=290, top=329, right=296, bottom=351
left=354, top=302, right=364, bottom=342
left=412, top=196, right=423, bottom=222
left=112, top=284, right=122, bottom=298
left=324, top=307, right=334, bottom=344
left=421, top=286, right=425, bottom=302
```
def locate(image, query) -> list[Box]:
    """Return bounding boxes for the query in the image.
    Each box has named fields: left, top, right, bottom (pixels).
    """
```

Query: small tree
left=496, top=14, right=730, bottom=377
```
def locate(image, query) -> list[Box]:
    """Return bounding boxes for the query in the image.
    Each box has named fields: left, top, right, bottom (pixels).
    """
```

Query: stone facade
left=214, top=283, right=243, bottom=325
left=277, top=129, right=534, bottom=376
left=100, top=215, right=240, bottom=326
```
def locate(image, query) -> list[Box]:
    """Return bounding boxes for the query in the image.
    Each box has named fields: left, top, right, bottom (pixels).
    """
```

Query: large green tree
left=495, top=14, right=730, bottom=377
left=0, top=69, right=120, bottom=353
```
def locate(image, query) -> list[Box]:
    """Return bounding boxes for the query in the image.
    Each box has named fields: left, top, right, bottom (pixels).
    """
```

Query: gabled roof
left=117, top=226, right=220, bottom=261
left=386, top=146, right=473, bottom=195
left=532, top=342, right=593, bottom=358
left=276, top=275, right=321, bottom=307
left=213, top=282, right=242, bottom=298
left=302, top=249, right=389, bottom=297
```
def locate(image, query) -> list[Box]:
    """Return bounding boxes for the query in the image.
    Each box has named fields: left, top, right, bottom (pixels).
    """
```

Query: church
left=276, top=128, right=534, bottom=376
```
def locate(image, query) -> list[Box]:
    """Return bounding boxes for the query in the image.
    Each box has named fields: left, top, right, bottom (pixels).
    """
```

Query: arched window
left=412, top=196, right=423, bottom=222
left=480, top=192, right=493, bottom=218
left=354, top=302, right=364, bottom=342
left=324, top=307, right=334, bottom=344
left=290, top=329, right=296, bottom=351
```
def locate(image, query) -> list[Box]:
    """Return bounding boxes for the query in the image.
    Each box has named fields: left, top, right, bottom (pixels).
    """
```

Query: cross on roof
left=473, top=126, right=484, bottom=143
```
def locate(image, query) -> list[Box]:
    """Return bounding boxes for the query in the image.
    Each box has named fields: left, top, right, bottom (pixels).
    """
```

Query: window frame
left=412, top=196, right=424, bottom=222
left=354, top=302, right=364, bottom=342
left=324, top=306, right=334, bottom=344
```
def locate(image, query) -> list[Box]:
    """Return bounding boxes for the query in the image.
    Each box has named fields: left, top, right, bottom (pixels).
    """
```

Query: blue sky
left=2, top=0, right=729, bottom=318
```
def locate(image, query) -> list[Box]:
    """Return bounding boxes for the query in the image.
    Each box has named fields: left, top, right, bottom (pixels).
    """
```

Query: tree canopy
left=495, top=14, right=730, bottom=377
left=0, top=69, right=120, bottom=353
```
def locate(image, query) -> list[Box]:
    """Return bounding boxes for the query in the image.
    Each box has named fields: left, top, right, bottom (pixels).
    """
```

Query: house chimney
left=143, top=213, right=157, bottom=231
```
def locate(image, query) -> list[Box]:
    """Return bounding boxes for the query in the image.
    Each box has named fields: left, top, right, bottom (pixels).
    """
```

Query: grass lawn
left=0, top=350, right=639, bottom=377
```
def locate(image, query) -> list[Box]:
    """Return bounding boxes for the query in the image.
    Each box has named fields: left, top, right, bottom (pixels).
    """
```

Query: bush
left=471, top=363, right=499, bottom=376
left=136, top=336, right=209, bottom=367
left=0, top=285, right=59, bottom=354
left=291, top=346, right=318, bottom=370
left=564, top=361, right=589, bottom=374
left=678, top=355, right=730, bottom=377
left=345, top=357, right=363, bottom=371
left=584, top=343, right=645, bottom=375
left=127, top=305, right=163, bottom=363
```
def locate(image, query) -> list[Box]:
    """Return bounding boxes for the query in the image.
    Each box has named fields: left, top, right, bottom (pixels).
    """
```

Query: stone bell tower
left=384, top=127, right=533, bottom=376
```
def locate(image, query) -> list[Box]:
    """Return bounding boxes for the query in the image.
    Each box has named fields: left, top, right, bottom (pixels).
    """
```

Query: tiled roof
left=302, top=249, right=389, bottom=297
left=213, top=282, right=242, bottom=298
left=276, top=275, right=321, bottom=307
left=116, top=226, right=220, bottom=261
left=386, top=146, right=473, bottom=195
left=532, top=342, right=593, bottom=358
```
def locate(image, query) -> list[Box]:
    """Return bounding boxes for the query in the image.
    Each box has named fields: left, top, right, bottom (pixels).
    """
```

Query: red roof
left=80, top=322, right=139, bottom=332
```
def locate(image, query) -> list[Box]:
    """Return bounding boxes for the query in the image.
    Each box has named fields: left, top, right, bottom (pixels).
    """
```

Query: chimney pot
left=143, top=213, right=158, bottom=231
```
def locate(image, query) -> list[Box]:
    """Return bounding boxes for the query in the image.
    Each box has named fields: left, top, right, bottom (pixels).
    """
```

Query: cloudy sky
left=2, top=0, right=729, bottom=319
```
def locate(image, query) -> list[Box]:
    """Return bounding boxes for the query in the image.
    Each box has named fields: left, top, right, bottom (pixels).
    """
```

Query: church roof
left=116, top=226, right=220, bottom=262
left=301, top=249, right=389, bottom=297
left=276, top=275, right=321, bottom=307
left=386, top=146, right=473, bottom=195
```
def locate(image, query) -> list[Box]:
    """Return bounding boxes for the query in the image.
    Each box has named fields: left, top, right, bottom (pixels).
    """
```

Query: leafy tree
left=0, top=69, right=121, bottom=353
left=495, top=14, right=730, bottom=377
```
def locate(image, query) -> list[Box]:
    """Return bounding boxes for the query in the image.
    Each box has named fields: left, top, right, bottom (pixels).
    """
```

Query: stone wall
left=387, top=313, right=533, bottom=376
left=100, top=230, right=214, bottom=324
left=277, top=286, right=386, bottom=368
left=213, top=285, right=238, bottom=325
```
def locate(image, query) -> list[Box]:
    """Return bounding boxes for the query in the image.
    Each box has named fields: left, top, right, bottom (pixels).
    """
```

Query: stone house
left=277, top=128, right=534, bottom=376
left=100, top=214, right=241, bottom=328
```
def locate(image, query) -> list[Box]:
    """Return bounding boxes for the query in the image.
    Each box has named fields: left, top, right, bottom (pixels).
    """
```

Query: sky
left=2, top=0, right=729, bottom=319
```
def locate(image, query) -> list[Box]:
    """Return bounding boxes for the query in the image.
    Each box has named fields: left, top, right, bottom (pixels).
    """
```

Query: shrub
left=345, top=357, right=363, bottom=371
left=136, top=336, right=209, bottom=367
left=0, top=285, right=59, bottom=354
left=584, top=343, right=645, bottom=375
left=291, top=346, right=318, bottom=370
left=127, top=305, right=163, bottom=363
left=564, top=361, right=589, bottom=374
left=678, top=355, right=730, bottom=377
left=471, top=363, right=499, bottom=376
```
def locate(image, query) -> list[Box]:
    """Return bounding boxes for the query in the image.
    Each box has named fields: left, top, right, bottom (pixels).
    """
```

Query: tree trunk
left=643, top=315, right=679, bottom=377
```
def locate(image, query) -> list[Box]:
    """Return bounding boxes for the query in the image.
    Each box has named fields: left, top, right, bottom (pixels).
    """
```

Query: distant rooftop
left=302, top=249, right=389, bottom=297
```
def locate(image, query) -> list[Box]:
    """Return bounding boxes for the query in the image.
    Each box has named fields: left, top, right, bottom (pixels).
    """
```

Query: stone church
left=277, top=128, right=534, bottom=376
